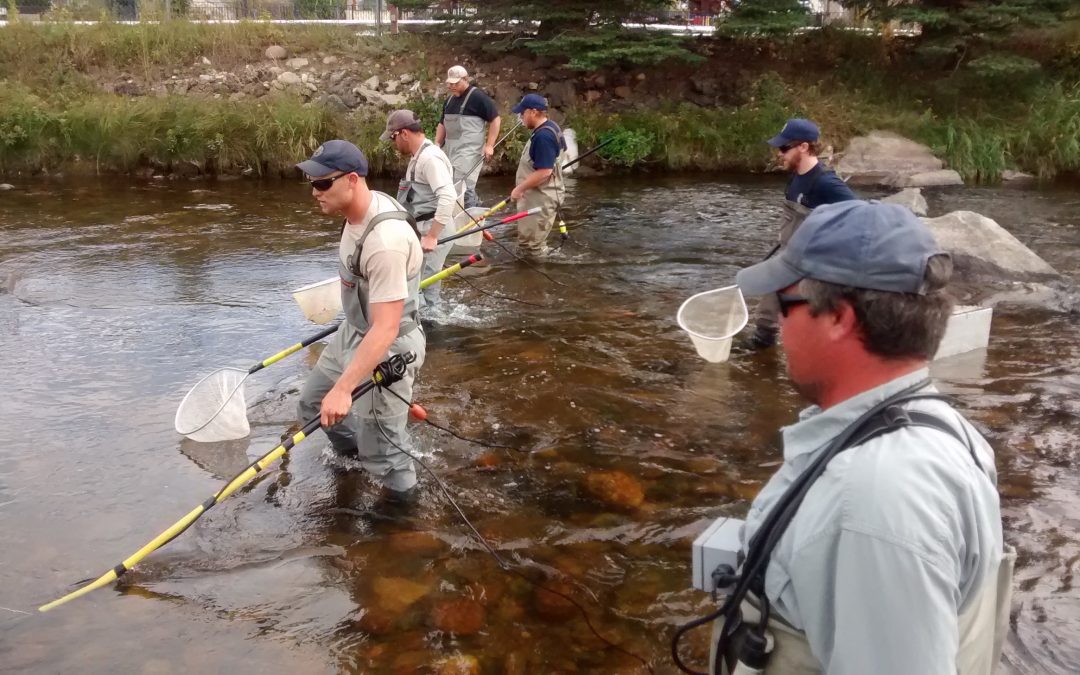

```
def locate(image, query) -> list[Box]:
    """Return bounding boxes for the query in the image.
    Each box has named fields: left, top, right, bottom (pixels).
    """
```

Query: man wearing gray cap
left=382, top=109, right=459, bottom=310
left=295, top=139, right=426, bottom=502
left=435, top=65, right=501, bottom=209
left=704, top=201, right=1012, bottom=674
left=746, top=117, right=857, bottom=351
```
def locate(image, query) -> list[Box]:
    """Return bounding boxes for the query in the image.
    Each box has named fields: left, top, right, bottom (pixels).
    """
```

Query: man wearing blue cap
left=295, top=139, right=426, bottom=503
left=746, top=118, right=857, bottom=350
left=708, top=201, right=1011, bottom=673
left=509, top=93, right=567, bottom=258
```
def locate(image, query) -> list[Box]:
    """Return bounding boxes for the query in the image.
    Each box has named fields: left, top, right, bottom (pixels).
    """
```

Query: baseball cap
left=296, top=139, right=368, bottom=178
left=446, top=65, right=469, bottom=84
left=379, top=109, right=422, bottom=141
left=735, top=201, right=948, bottom=296
left=512, top=93, right=548, bottom=114
left=766, top=118, right=820, bottom=148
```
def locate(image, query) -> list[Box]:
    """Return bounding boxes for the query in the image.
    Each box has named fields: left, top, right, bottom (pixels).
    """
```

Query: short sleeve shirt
left=339, top=192, right=423, bottom=304
left=439, top=85, right=499, bottom=123
left=785, top=163, right=858, bottom=208
left=528, top=121, right=565, bottom=171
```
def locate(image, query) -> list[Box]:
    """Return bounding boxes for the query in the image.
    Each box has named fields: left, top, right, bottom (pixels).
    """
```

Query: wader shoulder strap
left=849, top=404, right=983, bottom=471
left=347, top=208, right=414, bottom=276
left=406, top=141, right=435, bottom=182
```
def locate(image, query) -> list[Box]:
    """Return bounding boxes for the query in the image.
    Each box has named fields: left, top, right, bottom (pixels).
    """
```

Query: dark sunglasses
left=309, top=173, right=348, bottom=192
left=777, top=292, right=809, bottom=317
left=778, top=143, right=800, bottom=153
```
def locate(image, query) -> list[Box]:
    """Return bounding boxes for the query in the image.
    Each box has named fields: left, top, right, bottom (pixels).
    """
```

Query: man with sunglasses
left=382, top=109, right=460, bottom=310
left=295, top=139, right=426, bottom=503
left=745, top=118, right=857, bottom=351
left=712, top=200, right=1011, bottom=674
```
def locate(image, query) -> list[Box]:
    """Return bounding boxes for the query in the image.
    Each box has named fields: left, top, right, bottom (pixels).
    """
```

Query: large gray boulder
left=836, top=131, right=963, bottom=188
left=921, top=210, right=1058, bottom=278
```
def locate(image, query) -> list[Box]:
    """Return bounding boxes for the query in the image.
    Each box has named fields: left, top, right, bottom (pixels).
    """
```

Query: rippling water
left=0, top=175, right=1077, bottom=673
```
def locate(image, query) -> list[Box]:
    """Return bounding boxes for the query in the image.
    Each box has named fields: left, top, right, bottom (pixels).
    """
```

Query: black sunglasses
left=778, top=143, right=800, bottom=153
left=308, top=173, right=349, bottom=192
left=777, top=292, right=809, bottom=317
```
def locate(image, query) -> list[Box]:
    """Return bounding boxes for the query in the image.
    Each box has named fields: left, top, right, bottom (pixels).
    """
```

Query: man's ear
left=827, top=299, right=859, bottom=342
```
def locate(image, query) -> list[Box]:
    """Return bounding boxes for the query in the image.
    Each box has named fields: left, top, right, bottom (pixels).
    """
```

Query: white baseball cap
left=446, top=65, right=469, bottom=84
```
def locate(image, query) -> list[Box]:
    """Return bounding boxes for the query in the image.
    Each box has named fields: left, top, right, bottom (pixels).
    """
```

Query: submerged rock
left=431, top=598, right=486, bottom=635
left=584, top=470, right=645, bottom=510
left=533, top=579, right=578, bottom=620
left=372, top=576, right=431, bottom=613
left=435, top=655, right=481, bottom=675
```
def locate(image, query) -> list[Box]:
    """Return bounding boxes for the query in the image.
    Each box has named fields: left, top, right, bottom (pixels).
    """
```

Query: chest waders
left=689, top=381, right=1015, bottom=675
left=443, top=87, right=488, bottom=209
left=296, top=194, right=426, bottom=492
left=514, top=125, right=566, bottom=257
left=398, top=142, right=454, bottom=308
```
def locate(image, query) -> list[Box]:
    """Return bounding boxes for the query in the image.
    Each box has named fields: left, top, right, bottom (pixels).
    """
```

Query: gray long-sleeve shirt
left=741, top=369, right=1004, bottom=673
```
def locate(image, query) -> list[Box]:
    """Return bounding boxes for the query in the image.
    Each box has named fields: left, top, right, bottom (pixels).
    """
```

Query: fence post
left=376, top=0, right=383, bottom=36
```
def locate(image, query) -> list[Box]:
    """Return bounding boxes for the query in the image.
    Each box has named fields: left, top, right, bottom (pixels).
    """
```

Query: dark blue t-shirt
left=438, top=86, right=499, bottom=123
left=785, top=163, right=857, bottom=208
left=528, top=121, right=565, bottom=171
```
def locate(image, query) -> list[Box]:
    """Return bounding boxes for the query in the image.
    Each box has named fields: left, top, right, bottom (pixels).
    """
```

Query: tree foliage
left=718, top=0, right=811, bottom=37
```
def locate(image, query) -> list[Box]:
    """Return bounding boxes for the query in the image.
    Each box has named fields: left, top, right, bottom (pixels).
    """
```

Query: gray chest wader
left=750, top=199, right=814, bottom=337
left=514, top=125, right=566, bottom=256
left=442, top=87, right=487, bottom=207
left=397, top=142, right=453, bottom=307
left=296, top=196, right=425, bottom=491
left=708, top=390, right=1016, bottom=675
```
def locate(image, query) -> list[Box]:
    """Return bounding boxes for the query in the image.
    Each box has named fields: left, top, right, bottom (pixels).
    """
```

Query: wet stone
left=431, top=598, right=486, bottom=635
left=387, top=530, right=446, bottom=556
left=435, top=654, right=481, bottom=675
left=372, top=576, right=432, bottom=613
left=533, top=579, right=578, bottom=621
left=584, top=470, right=645, bottom=510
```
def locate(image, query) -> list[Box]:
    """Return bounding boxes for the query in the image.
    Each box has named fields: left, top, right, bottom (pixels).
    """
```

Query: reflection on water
left=0, top=176, right=1078, bottom=673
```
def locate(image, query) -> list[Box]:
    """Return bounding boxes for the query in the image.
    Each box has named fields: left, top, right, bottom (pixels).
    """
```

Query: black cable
left=376, top=385, right=529, bottom=455
left=370, top=386, right=654, bottom=673
left=456, top=274, right=551, bottom=308
left=488, top=235, right=571, bottom=288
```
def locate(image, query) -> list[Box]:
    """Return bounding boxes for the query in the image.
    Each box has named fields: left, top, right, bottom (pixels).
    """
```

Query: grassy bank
left=1, top=21, right=1078, bottom=181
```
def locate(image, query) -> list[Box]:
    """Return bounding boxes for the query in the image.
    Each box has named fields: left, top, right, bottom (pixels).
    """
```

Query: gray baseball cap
left=296, top=140, right=368, bottom=177
left=379, top=109, right=422, bottom=141
left=736, top=200, right=948, bottom=296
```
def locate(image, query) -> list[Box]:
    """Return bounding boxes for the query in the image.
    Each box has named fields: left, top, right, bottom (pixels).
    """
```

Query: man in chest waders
left=383, top=109, right=459, bottom=310
left=509, top=94, right=566, bottom=259
left=745, top=118, right=856, bottom=351
left=295, top=140, right=426, bottom=503
left=435, top=65, right=501, bottom=209
left=708, top=201, right=1013, bottom=674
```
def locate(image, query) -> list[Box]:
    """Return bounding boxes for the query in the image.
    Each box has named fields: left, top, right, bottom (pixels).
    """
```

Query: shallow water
left=0, top=175, right=1078, bottom=673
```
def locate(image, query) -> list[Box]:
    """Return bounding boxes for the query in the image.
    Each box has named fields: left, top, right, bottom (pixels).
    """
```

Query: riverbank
left=1, top=21, right=1078, bottom=182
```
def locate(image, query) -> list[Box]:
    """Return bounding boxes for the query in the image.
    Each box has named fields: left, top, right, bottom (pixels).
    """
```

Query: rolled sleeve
left=418, top=153, right=458, bottom=226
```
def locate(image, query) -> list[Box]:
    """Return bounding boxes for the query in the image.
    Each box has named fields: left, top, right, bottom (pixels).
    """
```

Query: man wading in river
left=745, top=118, right=857, bottom=351
left=509, top=94, right=567, bottom=259
left=713, top=201, right=1012, bottom=674
left=383, top=109, right=459, bottom=310
left=435, top=65, right=501, bottom=209
left=295, top=140, right=426, bottom=503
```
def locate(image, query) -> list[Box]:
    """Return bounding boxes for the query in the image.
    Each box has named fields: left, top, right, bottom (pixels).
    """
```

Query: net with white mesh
left=676, top=285, right=749, bottom=363
left=174, top=367, right=252, bottom=442
left=449, top=207, right=489, bottom=253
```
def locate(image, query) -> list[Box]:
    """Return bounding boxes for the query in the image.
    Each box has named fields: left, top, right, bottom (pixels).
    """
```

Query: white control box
left=692, top=516, right=745, bottom=592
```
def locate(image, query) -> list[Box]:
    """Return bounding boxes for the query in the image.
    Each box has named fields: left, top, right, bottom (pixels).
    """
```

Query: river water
left=0, top=175, right=1077, bottom=673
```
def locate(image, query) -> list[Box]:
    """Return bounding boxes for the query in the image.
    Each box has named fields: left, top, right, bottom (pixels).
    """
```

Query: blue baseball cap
left=766, top=118, right=820, bottom=148
left=736, top=201, right=947, bottom=296
left=512, top=93, right=549, bottom=114
left=296, top=140, right=369, bottom=178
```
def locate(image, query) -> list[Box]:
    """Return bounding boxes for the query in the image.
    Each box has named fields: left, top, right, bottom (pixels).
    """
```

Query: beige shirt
left=407, top=142, right=459, bottom=226
left=339, top=192, right=422, bottom=304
